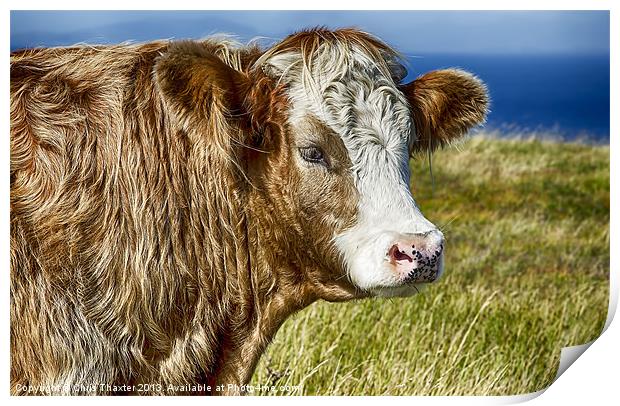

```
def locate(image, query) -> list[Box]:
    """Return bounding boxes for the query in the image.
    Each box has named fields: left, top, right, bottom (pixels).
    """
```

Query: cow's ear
left=155, top=41, right=250, bottom=129
left=401, top=69, right=489, bottom=154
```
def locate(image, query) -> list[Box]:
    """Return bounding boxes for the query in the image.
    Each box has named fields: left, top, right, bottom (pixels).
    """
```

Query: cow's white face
left=263, top=45, right=440, bottom=296
left=255, top=30, right=487, bottom=299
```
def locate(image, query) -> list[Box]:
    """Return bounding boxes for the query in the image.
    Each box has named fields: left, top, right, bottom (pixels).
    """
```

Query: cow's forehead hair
left=259, top=40, right=413, bottom=175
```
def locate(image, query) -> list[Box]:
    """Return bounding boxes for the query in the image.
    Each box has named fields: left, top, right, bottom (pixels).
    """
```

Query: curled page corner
left=544, top=277, right=618, bottom=395
left=554, top=341, right=595, bottom=381
left=511, top=287, right=617, bottom=403
left=492, top=343, right=594, bottom=405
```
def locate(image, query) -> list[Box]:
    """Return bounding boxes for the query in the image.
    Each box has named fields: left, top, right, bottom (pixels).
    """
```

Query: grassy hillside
left=251, top=134, right=610, bottom=396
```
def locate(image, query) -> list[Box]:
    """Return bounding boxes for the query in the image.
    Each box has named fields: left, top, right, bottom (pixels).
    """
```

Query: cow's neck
left=206, top=193, right=315, bottom=394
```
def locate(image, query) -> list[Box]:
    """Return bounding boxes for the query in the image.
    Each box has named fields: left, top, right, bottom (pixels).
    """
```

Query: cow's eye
left=299, top=146, right=327, bottom=165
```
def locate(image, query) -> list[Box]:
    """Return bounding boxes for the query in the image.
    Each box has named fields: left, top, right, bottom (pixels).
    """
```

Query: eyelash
left=299, top=146, right=327, bottom=166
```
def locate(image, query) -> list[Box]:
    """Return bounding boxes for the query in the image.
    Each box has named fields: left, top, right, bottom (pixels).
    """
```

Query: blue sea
left=403, top=54, right=610, bottom=142
left=11, top=34, right=610, bottom=142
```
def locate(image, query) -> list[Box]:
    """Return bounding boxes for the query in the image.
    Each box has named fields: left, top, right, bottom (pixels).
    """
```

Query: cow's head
left=156, top=29, right=488, bottom=300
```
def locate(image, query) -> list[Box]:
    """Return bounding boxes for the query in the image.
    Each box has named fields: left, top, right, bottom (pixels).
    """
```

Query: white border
left=2, top=0, right=617, bottom=11
left=3, top=1, right=617, bottom=404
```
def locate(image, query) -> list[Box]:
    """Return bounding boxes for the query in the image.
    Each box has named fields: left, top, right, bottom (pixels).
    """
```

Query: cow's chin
left=369, top=284, right=428, bottom=298
left=352, top=260, right=444, bottom=298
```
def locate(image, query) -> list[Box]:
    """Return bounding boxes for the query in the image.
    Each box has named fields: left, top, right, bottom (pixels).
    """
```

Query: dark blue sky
left=11, top=10, right=610, bottom=55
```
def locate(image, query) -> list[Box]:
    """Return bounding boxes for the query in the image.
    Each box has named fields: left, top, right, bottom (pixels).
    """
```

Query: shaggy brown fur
left=402, top=69, right=489, bottom=153
left=10, top=28, right=487, bottom=395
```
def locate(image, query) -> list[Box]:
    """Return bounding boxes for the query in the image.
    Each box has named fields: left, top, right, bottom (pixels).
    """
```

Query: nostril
left=388, top=244, right=413, bottom=263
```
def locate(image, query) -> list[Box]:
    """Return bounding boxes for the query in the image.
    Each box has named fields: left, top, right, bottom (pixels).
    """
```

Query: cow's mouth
left=369, top=248, right=444, bottom=298
left=336, top=229, right=445, bottom=296
left=402, top=252, right=443, bottom=284
left=403, top=271, right=439, bottom=284
left=388, top=241, right=444, bottom=285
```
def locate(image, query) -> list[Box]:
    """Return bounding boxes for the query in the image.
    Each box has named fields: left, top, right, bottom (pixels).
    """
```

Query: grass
left=251, top=134, right=610, bottom=396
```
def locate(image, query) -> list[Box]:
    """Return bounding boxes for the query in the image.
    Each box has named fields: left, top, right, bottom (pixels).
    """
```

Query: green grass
left=251, top=134, right=609, bottom=396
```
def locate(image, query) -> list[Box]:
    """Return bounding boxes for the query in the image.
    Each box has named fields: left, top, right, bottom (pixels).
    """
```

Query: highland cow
left=10, top=28, right=488, bottom=395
